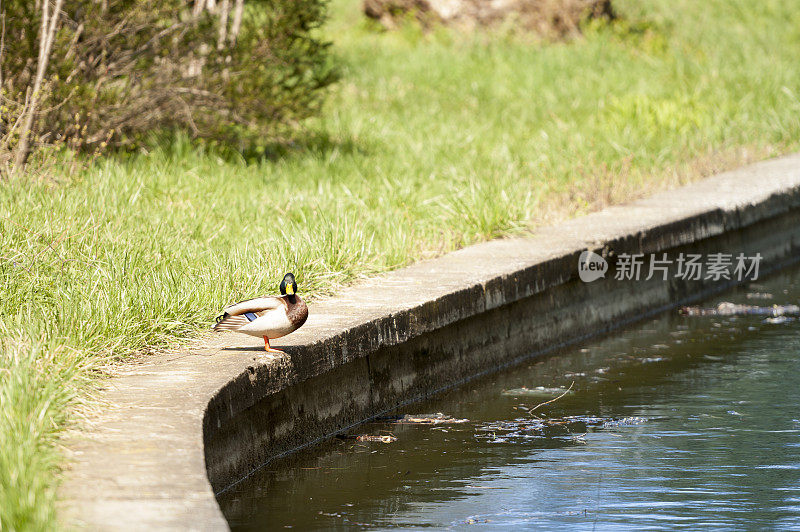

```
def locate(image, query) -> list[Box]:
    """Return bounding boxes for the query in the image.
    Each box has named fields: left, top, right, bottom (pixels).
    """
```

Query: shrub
left=0, top=0, right=338, bottom=164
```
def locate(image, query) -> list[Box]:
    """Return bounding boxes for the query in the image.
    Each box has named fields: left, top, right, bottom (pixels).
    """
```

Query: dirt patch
left=363, top=0, right=615, bottom=38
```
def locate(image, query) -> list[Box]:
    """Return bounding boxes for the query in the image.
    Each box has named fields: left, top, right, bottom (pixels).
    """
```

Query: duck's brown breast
left=286, top=295, right=308, bottom=330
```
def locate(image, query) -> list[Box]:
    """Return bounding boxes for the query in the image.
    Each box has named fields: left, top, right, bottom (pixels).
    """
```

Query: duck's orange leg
left=263, top=336, right=286, bottom=355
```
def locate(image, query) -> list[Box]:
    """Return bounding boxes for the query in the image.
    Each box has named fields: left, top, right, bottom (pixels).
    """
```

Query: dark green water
left=219, top=268, right=800, bottom=530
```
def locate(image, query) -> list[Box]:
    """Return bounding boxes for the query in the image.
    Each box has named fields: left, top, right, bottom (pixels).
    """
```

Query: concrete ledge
left=63, top=153, right=800, bottom=530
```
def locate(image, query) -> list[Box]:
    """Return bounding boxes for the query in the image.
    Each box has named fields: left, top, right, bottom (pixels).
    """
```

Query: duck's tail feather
left=213, top=313, right=248, bottom=331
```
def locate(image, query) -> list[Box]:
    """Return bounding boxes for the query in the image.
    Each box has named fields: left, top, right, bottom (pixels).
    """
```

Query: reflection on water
left=219, top=268, right=800, bottom=530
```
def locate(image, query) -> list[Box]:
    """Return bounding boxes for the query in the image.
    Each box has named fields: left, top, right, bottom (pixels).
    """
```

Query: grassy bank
left=2, top=0, right=800, bottom=528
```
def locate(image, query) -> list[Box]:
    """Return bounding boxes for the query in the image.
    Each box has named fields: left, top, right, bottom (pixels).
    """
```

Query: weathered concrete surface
left=62, top=153, right=800, bottom=530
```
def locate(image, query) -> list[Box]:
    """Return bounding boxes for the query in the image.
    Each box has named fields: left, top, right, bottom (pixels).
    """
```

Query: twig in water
left=528, top=381, right=575, bottom=415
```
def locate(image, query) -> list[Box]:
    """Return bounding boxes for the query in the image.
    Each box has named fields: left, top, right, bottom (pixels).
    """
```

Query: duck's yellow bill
left=286, top=284, right=295, bottom=295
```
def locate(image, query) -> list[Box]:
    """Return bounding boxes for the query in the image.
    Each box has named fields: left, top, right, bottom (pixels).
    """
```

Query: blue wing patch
left=244, top=312, right=258, bottom=322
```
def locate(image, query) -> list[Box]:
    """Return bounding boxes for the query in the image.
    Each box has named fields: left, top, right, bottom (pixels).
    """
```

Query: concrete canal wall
left=64, top=153, right=800, bottom=529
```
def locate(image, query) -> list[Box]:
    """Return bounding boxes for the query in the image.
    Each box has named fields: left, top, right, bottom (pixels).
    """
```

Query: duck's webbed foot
left=263, top=336, right=286, bottom=355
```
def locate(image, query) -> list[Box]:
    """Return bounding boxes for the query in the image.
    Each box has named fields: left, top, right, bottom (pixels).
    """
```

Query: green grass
left=2, top=0, right=800, bottom=528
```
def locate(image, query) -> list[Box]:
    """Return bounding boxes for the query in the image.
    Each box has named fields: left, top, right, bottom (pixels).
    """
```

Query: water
left=219, top=268, right=800, bottom=530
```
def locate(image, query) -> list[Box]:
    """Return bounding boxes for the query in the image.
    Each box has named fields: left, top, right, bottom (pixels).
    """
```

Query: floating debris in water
left=640, top=357, right=665, bottom=364
left=571, top=433, right=587, bottom=444
left=501, top=386, right=572, bottom=397
left=358, top=435, right=397, bottom=443
left=380, top=413, right=468, bottom=425
left=474, top=415, right=647, bottom=444
left=746, top=292, right=773, bottom=300
left=680, top=302, right=800, bottom=317
left=602, top=416, right=647, bottom=428
left=765, top=316, right=795, bottom=324
left=338, top=434, right=397, bottom=443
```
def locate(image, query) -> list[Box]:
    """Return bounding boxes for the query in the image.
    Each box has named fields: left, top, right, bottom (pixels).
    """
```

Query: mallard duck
left=213, top=272, right=308, bottom=353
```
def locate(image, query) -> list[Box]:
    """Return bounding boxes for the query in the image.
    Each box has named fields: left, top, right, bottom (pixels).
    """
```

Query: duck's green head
left=280, top=272, right=298, bottom=296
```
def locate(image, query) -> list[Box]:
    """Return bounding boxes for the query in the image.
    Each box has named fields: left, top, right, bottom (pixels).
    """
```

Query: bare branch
left=528, top=381, right=575, bottom=415
left=230, top=0, right=244, bottom=44
left=12, top=0, right=65, bottom=174
left=217, top=0, right=230, bottom=50
left=192, top=0, right=205, bottom=18
left=0, top=6, right=6, bottom=94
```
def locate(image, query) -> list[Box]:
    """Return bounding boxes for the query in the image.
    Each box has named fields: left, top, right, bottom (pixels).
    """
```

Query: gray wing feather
left=223, top=296, right=283, bottom=316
